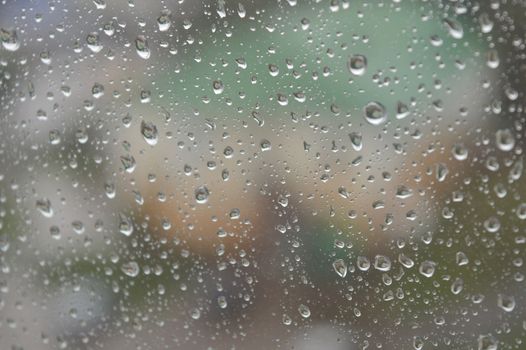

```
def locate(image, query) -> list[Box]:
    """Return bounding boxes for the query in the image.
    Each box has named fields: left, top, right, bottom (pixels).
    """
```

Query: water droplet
left=332, top=259, right=347, bottom=278
left=195, top=186, right=210, bottom=204
left=479, top=13, right=494, bottom=33
left=121, top=155, right=136, bottom=173
left=486, top=49, right=499, bottom=69
left=451, top=278, right=464, bottom=294
left=357, top=256, right=370, bottom=271
left=396, top=185, right=413, bottom=199
left=157, top=10, right=172, bottom=31
left=478, top=335, right=498, bottom=350
left=495, top=129, right=515, bottom=152
left=452, top=143, right=468, bottom=161
left=212, top=80, right=224, bottom=94
left=0, top=28, right=20, bottom=51
left=419, top=261, right=436, bottom=278
left=140, top=120, right=159, bottom=146
left=260, top=139, right=272, bottom=151
left=396, top=101, right=409, bottom=119
left=268, top=63, right=279, bottom=76
left=217, top=295, right=228, bottom=309
left=91, top=83, right=104, bottom=99
left=36, top=199, right=53, bottom=218
left=349, top=132, right=362, bottom=151
left=348, top=54, right=367, bottom=76
left=374, top=255, right=391, bottom=272
left=497, top=294, right=515, bottom=312
left=190, top=308, right=201, bottom=320
left=436, top=163, right=449, bottom=182
left=298, top=304, right=311, bottom=318
left=364, top=101, right=387, bottom=125
left=456, top=251, right=469, bottom=266
left=121, top=261, right=140, bottom=277
left=484, top=216, right=500, bottom=233
left=119, top=213, right=134, bottom=236
left=398, top=253, right=414, bottom=268
left=50, top=225, right=61, bottom=240
left=443, top=18, right=464, bottom=39
left=135, top=36, right=150, bottom=59
left=86, top=32, right=102, bottom=53
left=71, top=220, right=85, bottom=235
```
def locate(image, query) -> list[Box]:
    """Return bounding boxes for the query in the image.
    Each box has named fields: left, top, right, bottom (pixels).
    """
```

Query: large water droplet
left=195, top=186, right=210, bottom=204
left=364, top=101, right=387, bottom=125
left=298, top=304, right=311, bottom=318
left=86, top=32, right=102, bottom=53
left=0, top=28, right=20, bottom=51
left=141, top=120, right=158, bottom=146
left=495, top=129, right=515, bottom=152
left=332, top=259, right=347, bottom=278
left=36, top=199, right=53, bottom=218
left=347, top=54, right=367, bottom=76
left=121, top=261, right=140, bottom=277
left=374, top=255, right=391, bottom=272
left=443, top=18, right=464, bottom=39
left=135, top=36, right=150, bottom=59
left=157, top=10, right=172, bottom=31
left=419, top=261, right=436, bottom=278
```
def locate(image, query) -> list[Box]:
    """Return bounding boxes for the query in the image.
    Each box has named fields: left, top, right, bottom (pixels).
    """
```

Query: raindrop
left=396, top=101, right=409, bottom=119
left=419, top=261, right=436, bottom=278
left=495, top=129, right=515, bottom=152
left=298, top=304, right=311, bottom=318
left=121, top=261, right=140, bottom=277
left=478, top=335, right=498, bottom=350
left=349, top=132, right=363, bottom=151
left=443, top=18, right=464, bottom=39
left=140, top=120, right=159, bottom=146
left=135, top=36, right=150, bottom=59
left=119, top=214, right=134, bottom=236
left=374, top=255, right=391, bottom=272
left=348, top=54, right=367, bottom=76
left=157, top=10, right=172, bottom=31
left=212, top=80, right=224, bottom=94
left=195, top=186, right=210, bottom=204
left=260, top=139, right=272, bottom=151
left=450, top=278, right=464, bottom=294
left=357, top=256, right=370, bottom=271
left=332, top=259, right=347, bottom=278
left=0, top=28, right=19, bottom=51
left=36, top=199, right=53, bottom=218
left=364, top=101, right=387, bottom=125
left=497, top=294, right=515, bottom=312
left=86, top=32, right=102, bottom=53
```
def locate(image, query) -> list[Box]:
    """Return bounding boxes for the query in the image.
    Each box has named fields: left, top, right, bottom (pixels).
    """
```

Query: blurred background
left=0, top=0, right=525, bottom=349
